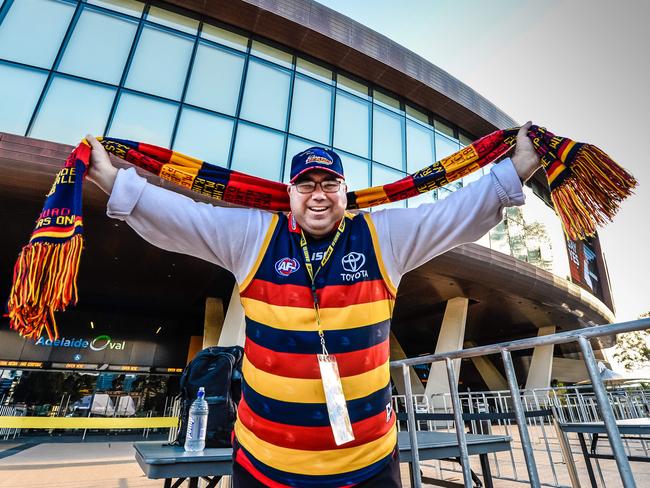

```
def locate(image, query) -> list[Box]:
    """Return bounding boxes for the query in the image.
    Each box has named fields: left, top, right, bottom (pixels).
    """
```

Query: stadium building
left=0, top=0, right=615, bottom=411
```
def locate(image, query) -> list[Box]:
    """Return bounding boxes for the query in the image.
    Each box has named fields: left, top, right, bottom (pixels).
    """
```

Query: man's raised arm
left=85, top=135, right=272, bottom=283
left=370, top=122, right=542, bottom=287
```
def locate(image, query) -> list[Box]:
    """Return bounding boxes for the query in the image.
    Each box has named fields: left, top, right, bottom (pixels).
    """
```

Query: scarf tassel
left=7, top=234, right=83, bottom=341
left=552, top=144, right=637, bottom=240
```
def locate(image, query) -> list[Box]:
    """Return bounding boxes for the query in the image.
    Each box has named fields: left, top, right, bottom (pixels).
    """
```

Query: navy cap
left=290, top=147, right=344, bottom=183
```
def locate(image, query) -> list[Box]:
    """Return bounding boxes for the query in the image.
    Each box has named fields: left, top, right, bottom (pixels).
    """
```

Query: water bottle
left=184, top=387, right=209, bottom=452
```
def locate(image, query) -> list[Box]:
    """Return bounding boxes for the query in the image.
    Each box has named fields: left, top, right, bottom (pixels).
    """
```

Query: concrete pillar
left=185, top=336, right=203, bottom=364
left=465, top=340, right=508, bottom=391
left=203, top=297, right=225, bottom=349
left=217, top=286, right=246, bottom=347
left=424, top=297, right=469, bottom=401
left=525, top=325, right=556, bottom=390
left=389, top=331, right=425, bottom=395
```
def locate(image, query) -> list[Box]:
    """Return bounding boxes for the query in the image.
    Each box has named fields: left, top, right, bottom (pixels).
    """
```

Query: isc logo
left=275, top=257, right=300, bottom=276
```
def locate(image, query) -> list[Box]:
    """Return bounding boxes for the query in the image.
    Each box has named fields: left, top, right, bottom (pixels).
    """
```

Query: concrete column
left=217, top=286, right=246, bottom=347
left=185, top=336, right=203, bottom=365
left=525, top=325, right=556, bottom=390
left=203, top=297, right=225, bottom=349
left=424, top=297, right=469, bottom=400
left=389, top=331, right=425, bottom=395
left=465, top=340, right=508, bottom=391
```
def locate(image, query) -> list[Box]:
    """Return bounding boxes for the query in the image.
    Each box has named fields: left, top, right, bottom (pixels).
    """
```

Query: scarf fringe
left=552, top=144, right=637, bottom=240
left=7, top=234, right=83, bottom=341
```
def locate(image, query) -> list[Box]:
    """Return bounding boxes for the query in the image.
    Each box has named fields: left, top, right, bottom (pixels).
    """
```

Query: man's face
left=288, top=170, right=347, bottom=238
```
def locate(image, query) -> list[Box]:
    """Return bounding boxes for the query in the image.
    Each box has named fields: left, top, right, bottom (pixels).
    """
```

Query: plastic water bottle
left=184, top=387, right=209, bottom=452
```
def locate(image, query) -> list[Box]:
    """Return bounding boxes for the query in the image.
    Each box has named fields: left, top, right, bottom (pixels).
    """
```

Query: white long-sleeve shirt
left=106, top=158, right=525, bottom=287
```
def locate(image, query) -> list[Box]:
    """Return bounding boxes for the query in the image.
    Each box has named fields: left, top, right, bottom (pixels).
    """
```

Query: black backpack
left=174, top=345, right=244, bottom=448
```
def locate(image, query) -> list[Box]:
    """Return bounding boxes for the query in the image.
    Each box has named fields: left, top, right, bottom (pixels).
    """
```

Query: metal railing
left=0, top=404, right=25, bottom=440
left=390, top=318, right=650, bottom=488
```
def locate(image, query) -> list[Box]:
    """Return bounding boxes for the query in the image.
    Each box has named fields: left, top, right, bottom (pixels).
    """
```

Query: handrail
left=391, top=318, right=650, bottom=367
left=390, top=318, right=650, bottom=488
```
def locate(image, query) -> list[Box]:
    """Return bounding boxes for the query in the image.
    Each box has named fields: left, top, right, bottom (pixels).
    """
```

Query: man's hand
left=511, top=121, right=541, bottom=183
left=86, top=134, right=118, bottom=195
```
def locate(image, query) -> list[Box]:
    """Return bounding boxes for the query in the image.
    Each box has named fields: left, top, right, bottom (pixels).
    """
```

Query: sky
left=318, top=0, right=650, bottom=324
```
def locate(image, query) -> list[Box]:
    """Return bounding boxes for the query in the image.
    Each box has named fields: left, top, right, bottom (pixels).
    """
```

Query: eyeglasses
left=293, top=180, right=343, bottom=194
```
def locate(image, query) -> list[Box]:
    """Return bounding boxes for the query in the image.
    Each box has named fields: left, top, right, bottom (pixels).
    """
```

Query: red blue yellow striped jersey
left=235, top=211, right=398, bottom=487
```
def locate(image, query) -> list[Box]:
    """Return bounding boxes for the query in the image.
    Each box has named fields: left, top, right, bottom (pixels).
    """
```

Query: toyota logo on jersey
left=341, top=252, right=366, bottom=272
left=275, top=257, right=300, bottom=276
left=340, top=252, right=368, bottom=282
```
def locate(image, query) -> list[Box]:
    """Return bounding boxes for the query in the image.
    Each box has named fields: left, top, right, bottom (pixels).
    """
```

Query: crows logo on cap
left=305, top=154, right=333, bottom=165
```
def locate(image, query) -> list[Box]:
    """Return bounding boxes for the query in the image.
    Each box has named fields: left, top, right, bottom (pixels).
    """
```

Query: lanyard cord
left=299, top=217, right=347, bottom=356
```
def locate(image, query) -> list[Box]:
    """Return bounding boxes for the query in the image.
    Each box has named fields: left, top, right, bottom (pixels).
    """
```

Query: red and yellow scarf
left=7, top=125, right=636, bottom=340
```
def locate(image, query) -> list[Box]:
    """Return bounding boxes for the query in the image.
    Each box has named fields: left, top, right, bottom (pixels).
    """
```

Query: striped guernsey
left=234, top=210, right=398, bottom=487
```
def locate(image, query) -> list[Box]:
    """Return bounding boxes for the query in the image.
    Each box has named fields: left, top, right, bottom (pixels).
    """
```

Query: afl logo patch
left=275, top=257, right=300, bottom=276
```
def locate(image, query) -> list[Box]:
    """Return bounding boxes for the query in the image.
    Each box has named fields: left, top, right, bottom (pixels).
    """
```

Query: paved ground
left=2, top=433, right=650, bottom=487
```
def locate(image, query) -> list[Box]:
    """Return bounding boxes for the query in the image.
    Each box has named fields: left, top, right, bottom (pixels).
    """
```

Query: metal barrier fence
left=390, top=318, right=650, bottom=488
left=0, top=394, right=179, bottom=439
left=413, top=385, right=650, bottom=487
left=0, top=404, right=25, bottom=440
left=166, top=396, right=182, bottom=443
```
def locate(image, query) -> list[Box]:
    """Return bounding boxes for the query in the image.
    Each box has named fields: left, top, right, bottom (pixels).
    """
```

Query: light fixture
left=90, top=321, right=95, bottom=329
left=155, top=326, right=162, bottom=334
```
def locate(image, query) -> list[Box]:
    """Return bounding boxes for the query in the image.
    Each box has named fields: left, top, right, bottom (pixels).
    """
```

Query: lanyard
left=299, top=217, right=346, bottom=355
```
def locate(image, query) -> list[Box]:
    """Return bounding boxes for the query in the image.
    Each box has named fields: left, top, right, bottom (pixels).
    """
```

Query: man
left=86, top=122, right=540, bottom=487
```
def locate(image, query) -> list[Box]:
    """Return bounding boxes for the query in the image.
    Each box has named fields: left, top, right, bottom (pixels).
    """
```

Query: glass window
left=125, top=25, right=193, bottom=100
left=435, top=131, right=460, bottom=160
left=231, top=123, right=284, bottom=181
left=185, top=42, right=245, bottom=116
left=336, top=74, right=369, bottom=99
left=373, top=91, right=401, bottom=112
left=289, top=76, right=332, bottom=144
left=373, top=105, right=404, bottom=169
left=283, top=136, right=317, bottom=183
left=239, top=59, right=291, bottom=130
left=0, top=63, right=47, bottom=135
left=0, top=0, right=75, bottom=68
left=338, top=152, right=370, bottom=192
left=201, top=23, right=248, bottom=52
left=438, top=186, right=453, bottom=201
left=146, top=6, right=199, bottom=35
left=108, top=92, right=177, bottom=147
left=173, top=107, right=234, bottom=166
left=489, top=220, right=512, bottom=255
left=250, top=40, right=293, bottom=69
left=296, top=58, right=332, bottom=84
left=406, top=105, right=430, bottom=126
left=87, top=0, right=144, bottom=17
left=459, top=133, right=473, bottom=147
left=30, top=77, right=116, bottom=145
left=58, top=8, right=138, bottom=85
left=371, top=164, right=406, bottom=209
left=333, top=91, right=370, bottom=158
left=521, top=186, right=571, bottom=279
left=406, top=120, right=435, bottom=174
left=434, top=119, right=455, bottom=138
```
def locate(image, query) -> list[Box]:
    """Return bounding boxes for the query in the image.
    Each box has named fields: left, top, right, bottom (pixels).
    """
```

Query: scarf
left=7, top=125, right=636, bottom=340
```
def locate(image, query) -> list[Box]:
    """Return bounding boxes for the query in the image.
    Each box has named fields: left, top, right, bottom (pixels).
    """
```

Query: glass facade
left=0, top=0, right=573, bottom=281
